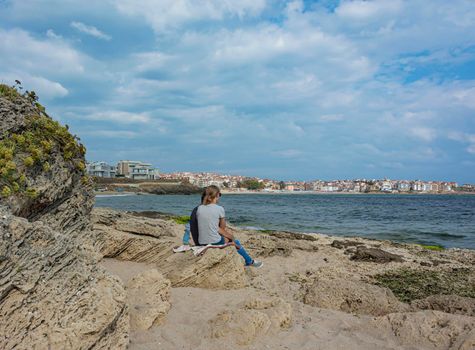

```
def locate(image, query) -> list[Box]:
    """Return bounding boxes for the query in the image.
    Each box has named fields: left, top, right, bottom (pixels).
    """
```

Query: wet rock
left=350, top=246, right=404, bottom=263
left=374, top=268, right=475, bottom=302
left=245, top=235, right=293, bottom=257
left=303, top=276, right=409, bottom=316
left=126, top=269, right=171, bottom=330
left=331, top=240, right=364, bottom=249
left=245, top=233, right=318, bottom=258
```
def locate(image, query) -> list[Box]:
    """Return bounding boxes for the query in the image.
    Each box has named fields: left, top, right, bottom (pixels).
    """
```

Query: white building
left=86, top=161, right=116, bottom=178
left=117, top=160, right=159, bottom=180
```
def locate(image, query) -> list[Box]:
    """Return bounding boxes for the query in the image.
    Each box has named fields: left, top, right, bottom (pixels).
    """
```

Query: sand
left=96, top=208, right=475, bottom=350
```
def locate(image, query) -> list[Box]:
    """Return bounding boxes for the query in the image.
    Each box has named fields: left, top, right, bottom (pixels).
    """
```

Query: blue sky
left=1, top=0, right=475, bottom=183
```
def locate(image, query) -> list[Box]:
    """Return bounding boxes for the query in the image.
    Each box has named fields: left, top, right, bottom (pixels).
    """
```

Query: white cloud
left=0, top=72, right=68, bottom=100
left=26, top=75, right=68, bottom=98
left=82, top=111, right=150, bottom=124
left=273, top=149, right=304, bottom=158
left=319, top=114, right=344, bottom=122
left=114, top=0, right=266, bottom=31
left=448, top=131, right=475, bottom=155
left=0, top=28, right=87, bottom=76
left=336, top=0, right=403, bottom=20
left=84, top=130, right=139, bottom=138
left=452, top=87, right=475, bottom=109
left=46, top=29, right=62, bottom=39
left=70, top=21, right=111, bottom=40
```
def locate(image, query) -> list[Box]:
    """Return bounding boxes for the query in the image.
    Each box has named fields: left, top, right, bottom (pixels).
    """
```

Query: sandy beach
left=95, top=207, right=475, bottom=350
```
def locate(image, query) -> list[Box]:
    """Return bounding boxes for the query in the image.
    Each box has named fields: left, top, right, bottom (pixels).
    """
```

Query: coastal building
left=397, top=181, right=411, bottom=192
left=412, top=181, right=424, bottom=192
left=86, top=161, right=116, bottom=178
left=116, top=160, right=159, bottom=180
left=381, top=180, right=393, bottom=192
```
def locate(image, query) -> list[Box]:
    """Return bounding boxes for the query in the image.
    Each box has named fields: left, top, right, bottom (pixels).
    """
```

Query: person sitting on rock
left=197, top=185, right=263, bottom=268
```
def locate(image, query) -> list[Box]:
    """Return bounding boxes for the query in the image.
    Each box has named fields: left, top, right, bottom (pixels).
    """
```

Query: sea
left=94, top=193, right=475, bottom=250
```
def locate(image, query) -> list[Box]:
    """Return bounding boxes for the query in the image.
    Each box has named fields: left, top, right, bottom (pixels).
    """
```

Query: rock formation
left=208, top=297, right=291, bottom=346
left=93, top=207, right=248, bottom=289
left=0, top=86, right=128, bottom=349
left=303, top=275, right=409, bottom=316
left=126, top=269, right=171, bottom=330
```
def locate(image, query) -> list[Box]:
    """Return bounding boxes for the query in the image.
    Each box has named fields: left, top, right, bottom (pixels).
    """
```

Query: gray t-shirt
left=197, top=204, right=225, bottom=245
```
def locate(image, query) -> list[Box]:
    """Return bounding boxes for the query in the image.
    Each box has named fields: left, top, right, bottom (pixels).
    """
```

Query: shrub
left=23, top=156, right=34, bottom=167
left=42, top=162, right=50, bottom=172
left=0, top=84, right=21, bottom=100
left=1, top=185, right=12, bottom=197
left=25, top=188, right=38, bottom=198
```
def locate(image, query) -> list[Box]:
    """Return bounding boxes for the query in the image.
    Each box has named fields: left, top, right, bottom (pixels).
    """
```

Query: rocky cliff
left=0, top=85, right=128, bottom=349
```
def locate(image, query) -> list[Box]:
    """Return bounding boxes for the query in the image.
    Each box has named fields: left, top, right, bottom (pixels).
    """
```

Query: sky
left=1, top=0, right=475, bottom=183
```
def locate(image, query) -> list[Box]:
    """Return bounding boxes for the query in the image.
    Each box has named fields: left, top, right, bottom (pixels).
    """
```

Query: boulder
left=350, top=246, right=404, bottom=263
left=163, top=248, right=248, bottom=289
left=244, top=297, right=292, bottom=329
left=0, top=210, right=128, bottom=350
left=411, top=294, right=475, bottom=317
left=93, top=208, right=178, bottom=263
left=208, top=297, right=292, bottom=345
left=372, top=310, right=475, bottom=350
left=303, top=276, right=409, bottom=316
left=245, top=233, right=318, bottom=258
left=126, top=269, right=171, bottom=330
left=209, top=309, right=271, bottom=346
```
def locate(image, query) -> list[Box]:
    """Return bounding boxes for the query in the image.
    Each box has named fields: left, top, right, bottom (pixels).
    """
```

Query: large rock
left=162, top=248, right=248, bottom=289
left=93, top=207, right=178, bottom=263
left=303, top=276, right=409, bottom=316
left=350, top=246, right=404, bottom=263
left=0, top=89, right=128, bottom=349
left=371, top=310, right=475, bottom=350
left=208, top=297, right=292, bottom=345
left=411, top=294, right=475, bottom=317
left=209, top=309, right=271, bottom=346
left=126, top=269, right=171, bottom=330
left=245, top=232, right=318, bottom=258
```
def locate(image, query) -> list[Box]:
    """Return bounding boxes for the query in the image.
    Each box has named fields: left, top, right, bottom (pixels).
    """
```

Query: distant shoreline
left=220, top=190, right=475, bottom=195
left=94, top=190, right=475, bottom=196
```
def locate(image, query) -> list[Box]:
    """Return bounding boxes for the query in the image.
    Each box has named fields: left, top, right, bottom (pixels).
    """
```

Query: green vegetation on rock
left=0, top=84, right=87, bottom=198
left=173, top=215, right=191, bottom=225
left=0, top=84, right=22, bottom=101
left=374, top=268, right=475, bottom=303
left=419, top=244, right=444, bottom=251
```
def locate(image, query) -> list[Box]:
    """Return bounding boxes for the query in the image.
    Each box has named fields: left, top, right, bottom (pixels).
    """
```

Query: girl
left=197, top=185, right=263, bottom=268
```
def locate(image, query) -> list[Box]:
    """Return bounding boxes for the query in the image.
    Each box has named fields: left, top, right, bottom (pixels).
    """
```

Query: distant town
left=87, top=160, right=475, bottom=194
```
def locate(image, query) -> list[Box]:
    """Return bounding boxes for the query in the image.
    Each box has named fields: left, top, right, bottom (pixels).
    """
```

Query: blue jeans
left=182, top=223, right=191, bottom=245
left=212, top=236, right=253, bottom=265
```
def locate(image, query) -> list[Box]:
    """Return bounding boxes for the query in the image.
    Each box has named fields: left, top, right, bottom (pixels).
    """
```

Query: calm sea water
left=95, top=193, right=475, bottom=249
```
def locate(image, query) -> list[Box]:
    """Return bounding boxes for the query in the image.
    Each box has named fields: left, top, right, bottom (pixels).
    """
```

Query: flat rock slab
left=351, top=246, right=404, bottom=263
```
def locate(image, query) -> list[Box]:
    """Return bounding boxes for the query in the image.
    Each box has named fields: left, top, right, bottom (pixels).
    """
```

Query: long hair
left=202, top=185, right=220, bottom=205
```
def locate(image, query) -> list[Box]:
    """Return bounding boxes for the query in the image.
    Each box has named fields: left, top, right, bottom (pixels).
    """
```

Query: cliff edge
left=0, top=85, right=128, bottom=349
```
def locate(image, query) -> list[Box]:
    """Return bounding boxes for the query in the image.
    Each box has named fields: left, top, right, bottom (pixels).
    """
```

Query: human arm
left=218, top=218, right=235, bottom=241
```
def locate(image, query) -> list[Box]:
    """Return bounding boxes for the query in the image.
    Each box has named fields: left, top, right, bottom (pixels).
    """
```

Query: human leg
left=233, top=239, right=253, bottom=265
